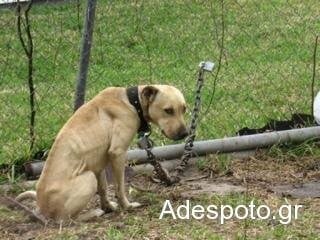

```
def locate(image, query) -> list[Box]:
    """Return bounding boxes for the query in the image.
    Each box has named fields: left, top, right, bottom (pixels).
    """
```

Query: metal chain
left=145, top=148, right=173, bottom=186
left=172, top=65, right=206, bottom=180
left=137, top=134, right=173, bottom=186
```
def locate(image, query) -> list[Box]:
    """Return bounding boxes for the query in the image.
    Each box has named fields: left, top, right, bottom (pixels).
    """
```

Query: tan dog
left=16, top=85, right=187, bottom=221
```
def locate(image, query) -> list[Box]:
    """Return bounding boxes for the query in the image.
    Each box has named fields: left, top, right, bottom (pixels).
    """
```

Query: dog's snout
left=173, top=127, right=188, bottom=140
left=180, top=128, right=188, bottom=139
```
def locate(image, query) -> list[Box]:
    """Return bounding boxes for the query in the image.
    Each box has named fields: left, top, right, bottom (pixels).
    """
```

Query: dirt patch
left=272, top=181, right=320, bottom=198
left=181, top=182, right=246, bottom=198
left=229, top=153, right=320, bottom=195
left=0, top=152, right=320, bottom=239
left=132, top=151, right=320, bottom=198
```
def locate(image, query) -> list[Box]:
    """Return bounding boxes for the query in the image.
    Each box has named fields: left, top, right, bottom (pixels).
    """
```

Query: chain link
left=171, top=65, right=206, bottom=181
left=137, top=134, right=173, bottom=185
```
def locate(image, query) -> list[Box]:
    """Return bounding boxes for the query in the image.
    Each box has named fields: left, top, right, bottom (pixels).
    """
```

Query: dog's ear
left=141, top=86, right=158, bottom=104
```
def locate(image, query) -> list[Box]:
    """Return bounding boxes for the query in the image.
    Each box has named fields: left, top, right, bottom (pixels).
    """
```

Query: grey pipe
left=128, top=126, right=320, bottom=164
left=24, top=127, right=320, bottom=178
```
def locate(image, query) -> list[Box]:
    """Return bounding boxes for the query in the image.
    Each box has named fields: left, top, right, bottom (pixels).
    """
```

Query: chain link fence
left=0, top=0, right=319, bottom=167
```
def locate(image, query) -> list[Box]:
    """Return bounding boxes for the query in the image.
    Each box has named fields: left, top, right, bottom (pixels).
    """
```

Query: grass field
left=0, top=0, right=319, bottom=165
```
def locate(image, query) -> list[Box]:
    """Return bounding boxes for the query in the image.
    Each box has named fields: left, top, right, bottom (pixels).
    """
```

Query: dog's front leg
left=97, top=170, right=118, bottom=212
left=109, top=150, right=141, bottom=210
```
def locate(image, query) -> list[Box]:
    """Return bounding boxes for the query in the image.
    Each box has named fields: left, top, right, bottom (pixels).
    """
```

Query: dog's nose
left=174, top=127, right=188, bottom=140
left=180, top=128, right=188, bottom=139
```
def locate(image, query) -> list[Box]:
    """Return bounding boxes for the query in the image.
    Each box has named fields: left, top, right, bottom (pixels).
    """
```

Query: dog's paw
left=95, top=208, right=105, bottom=217
left=77, top=208, right=105, bottom=222
left=127, top=202, right=142, bottom=209
left=102, top=201, right=118, bottom=213
left=108, top=201, right=118, bottom=211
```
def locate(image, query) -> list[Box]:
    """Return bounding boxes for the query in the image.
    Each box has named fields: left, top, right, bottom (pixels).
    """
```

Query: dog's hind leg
left=60, top=171, right=99, bottom=220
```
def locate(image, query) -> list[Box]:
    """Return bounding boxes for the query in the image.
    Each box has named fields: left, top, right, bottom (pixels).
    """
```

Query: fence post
left=74, top=0, right=97, bottom=111
left=16, top=1, right=35, bottom=152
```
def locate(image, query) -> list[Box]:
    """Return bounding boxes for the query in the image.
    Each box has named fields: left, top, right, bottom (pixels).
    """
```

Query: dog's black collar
left=126, top=86, right=151, bottom=135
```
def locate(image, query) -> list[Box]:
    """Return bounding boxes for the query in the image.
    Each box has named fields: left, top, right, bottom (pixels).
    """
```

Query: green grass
left=0, top=1, right=319, bottom=164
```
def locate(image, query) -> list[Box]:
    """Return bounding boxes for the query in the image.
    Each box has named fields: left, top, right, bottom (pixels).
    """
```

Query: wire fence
left=0, top=0, right=319, bottom=166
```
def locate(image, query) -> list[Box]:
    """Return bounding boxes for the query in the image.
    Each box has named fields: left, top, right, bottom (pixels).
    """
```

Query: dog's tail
left=13, top=191, right=46, bottom=224
left=16, top=190, right=37, bottom=202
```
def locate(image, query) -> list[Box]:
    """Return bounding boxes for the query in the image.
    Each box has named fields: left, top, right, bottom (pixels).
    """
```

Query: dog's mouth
left=161, top=129, right=187, bottom=141
left=161, top=129, right=174, bottom=140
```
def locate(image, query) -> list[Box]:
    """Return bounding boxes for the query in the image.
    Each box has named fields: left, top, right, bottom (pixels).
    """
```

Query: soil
left=0, top=151, right=320, bottom=239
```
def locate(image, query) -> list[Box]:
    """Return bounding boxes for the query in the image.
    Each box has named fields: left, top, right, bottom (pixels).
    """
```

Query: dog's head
left=141, top=85, right=188, bottom=141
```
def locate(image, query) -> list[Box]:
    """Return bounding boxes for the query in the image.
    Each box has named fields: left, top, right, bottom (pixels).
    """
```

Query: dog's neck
left=126, top=86, right=151, bottom=134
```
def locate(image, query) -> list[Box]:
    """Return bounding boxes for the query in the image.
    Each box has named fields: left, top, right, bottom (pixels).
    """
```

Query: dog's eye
left=164, top=108, right=174, bottom=115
